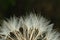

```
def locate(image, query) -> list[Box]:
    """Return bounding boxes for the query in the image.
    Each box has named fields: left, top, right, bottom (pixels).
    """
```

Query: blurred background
left=0, top=0, right=60, bottom=32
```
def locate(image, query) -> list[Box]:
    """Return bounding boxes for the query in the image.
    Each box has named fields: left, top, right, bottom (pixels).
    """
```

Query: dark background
left=0, top=0, right=60, bottom=32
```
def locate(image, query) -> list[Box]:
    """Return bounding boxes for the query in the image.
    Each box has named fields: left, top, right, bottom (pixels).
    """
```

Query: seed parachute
left=0, top=13, right=60, bottom=40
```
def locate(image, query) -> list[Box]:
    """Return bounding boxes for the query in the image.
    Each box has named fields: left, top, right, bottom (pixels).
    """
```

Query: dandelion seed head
left=0, top=13, right=60, bottom=40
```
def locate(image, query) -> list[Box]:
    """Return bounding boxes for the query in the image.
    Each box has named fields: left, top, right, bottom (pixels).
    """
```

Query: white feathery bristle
left=0, top=13, right=60, bottom=40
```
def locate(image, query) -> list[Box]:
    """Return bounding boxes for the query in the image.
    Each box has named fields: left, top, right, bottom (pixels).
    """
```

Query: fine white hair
left=0, top=13, right=60, bottom=40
